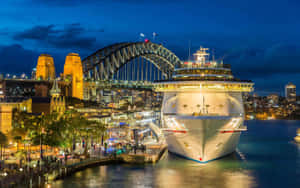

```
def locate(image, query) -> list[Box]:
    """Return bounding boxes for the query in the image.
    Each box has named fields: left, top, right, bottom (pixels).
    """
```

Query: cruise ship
left=153, top=47, right=254, bottom=163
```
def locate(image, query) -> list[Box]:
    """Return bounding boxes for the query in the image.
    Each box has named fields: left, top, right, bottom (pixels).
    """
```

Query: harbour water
left=51, top=120, right=300, bottom=188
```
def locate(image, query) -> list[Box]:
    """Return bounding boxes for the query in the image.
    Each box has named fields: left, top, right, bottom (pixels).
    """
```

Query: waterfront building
left=74, top=107, right=112, bottom=125
left=0, top=81, right=4, bottom=98
left=31, top=97, right=51, bottom=114
left=0, top=79, right=51, bottom=97
left=267, top=94, right=279, bottom=105
left=35, top=54, right=56, bottom=80
left=50, top=79, right=65, bottom=114
left=285, top=83, right=296, bottom=102
left=0, top=98, right=32, bottom=134
left=101, top=89, right=113, bottom=103
left=63, top=53, right=84, bottom=100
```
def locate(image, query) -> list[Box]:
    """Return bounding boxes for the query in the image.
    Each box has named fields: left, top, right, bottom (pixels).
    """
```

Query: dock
left=120, top=145, right=168, bottom=164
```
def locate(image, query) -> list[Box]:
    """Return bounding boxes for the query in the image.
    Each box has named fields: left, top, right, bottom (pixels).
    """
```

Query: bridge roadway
left=84, top=80, right=154, bottom=90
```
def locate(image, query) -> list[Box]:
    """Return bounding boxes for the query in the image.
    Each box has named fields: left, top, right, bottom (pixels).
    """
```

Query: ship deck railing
left=154, top=78, right=253, bottom=83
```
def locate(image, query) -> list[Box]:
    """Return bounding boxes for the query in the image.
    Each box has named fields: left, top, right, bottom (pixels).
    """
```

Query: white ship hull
left=163, top=116, right=244, bottom=163
left=160, top=90, right=247, bottom=163
left=154, top=46, right=253, bottom=163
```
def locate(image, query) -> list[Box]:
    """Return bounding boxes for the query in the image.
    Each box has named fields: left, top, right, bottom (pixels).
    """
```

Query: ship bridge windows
left=175, top=69, right=233, bottom=76
left=154, top=81, right=253, bottom=92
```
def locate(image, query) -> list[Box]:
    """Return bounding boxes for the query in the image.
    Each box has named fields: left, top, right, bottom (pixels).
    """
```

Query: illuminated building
left=0, top=79, right=51, bottom=97
left=0, top=82, right=4, bottom=98
left=0, top=98, right=32, bottom=135
left=63, top=53, right=83, bottom=100
left=267, top=94, right=279, bottom=105
left=102, top=89, right=112, bottom=103
left=35, top=54, right=56, bottom=80
left=50, top=79, right=65, bottom=114
left=285, top=83, right=296, bottom=102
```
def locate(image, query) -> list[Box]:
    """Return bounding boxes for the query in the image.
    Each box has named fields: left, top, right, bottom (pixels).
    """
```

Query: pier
left=0, top=145, right=168, bottom=187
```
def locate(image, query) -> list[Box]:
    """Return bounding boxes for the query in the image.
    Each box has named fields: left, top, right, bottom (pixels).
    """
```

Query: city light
left=0, top=4, right=298, bottom=187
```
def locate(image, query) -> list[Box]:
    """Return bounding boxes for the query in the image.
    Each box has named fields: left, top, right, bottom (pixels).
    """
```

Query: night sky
left=1, top=0, right=300, bottom=95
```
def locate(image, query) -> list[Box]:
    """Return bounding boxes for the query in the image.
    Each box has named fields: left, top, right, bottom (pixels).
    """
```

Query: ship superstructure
left=153, top=47, right=254, bottom=163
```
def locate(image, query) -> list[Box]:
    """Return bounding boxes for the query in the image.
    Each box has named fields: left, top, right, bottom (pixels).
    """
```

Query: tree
left=43, top=112, right=66, bottom=148
left=13, top=135, right=22, bottom=151
left=15, top=150, right=26, bottom=166
left=70, top=115, right=97, bottom=157
left=10, top=108, right=108, bottom=160
left=62, top=110, right=107, bottom=157
left=61, top=111, right=85, bottom=153
left=11, top=116, right=27, bottom=149
left=11, top=111, right=29, bottom=151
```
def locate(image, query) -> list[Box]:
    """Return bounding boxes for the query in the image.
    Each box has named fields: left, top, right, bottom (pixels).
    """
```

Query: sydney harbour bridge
left=0, top=41, right=182, bottom=102
left=81, top=41, right=181, bottom=101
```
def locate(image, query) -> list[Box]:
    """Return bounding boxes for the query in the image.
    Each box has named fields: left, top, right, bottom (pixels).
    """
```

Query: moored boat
left=153, top=47, right=254, bottom=163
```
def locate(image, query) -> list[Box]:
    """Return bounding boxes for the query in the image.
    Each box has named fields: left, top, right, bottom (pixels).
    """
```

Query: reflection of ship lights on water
left=156, top=153, right=254, bottom=188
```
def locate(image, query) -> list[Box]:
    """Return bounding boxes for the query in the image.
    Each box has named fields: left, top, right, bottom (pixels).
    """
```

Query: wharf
left=50, top=146, right=168, bottom=182
left=120, top=145, right=168, bottom=164
left=0, top=146, right=168, bottom=187
left=49, top=157, right=120, bottom=181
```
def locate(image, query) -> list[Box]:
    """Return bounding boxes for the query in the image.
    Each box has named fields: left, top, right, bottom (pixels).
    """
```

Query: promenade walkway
left=0, top=146, right=167, bottom=187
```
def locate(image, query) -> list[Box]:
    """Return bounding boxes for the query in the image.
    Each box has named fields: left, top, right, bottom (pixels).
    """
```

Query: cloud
left=0, top=44, right=71, bottom=75
left=13, top=23, right=97, bottom=50
left=221, top=44, right=300, bottom=93
left=225, top=44, right=300, bottom=78
left=14, top=24, right=58, bottom=40
left=166, top=40, right=300, bottom=94
left=0, top=44, right=38, bottom=75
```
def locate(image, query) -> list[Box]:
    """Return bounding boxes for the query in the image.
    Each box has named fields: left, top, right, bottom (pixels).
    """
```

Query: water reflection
left=51, top=152, right=255, bottom=188
left=50, top=120, right=300, bottom=188
left=155, top=153, right=255, bottom=188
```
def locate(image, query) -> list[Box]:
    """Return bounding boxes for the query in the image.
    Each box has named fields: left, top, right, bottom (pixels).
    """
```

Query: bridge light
left=144, top=39, right=150, bottom=43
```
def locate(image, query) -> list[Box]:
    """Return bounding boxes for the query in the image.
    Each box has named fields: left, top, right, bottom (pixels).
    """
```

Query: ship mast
left=193, top=47, right=210, bottom=64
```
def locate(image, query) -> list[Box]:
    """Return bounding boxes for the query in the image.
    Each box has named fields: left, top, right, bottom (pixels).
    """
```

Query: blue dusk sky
left=0, top=0, right=300, bottom=95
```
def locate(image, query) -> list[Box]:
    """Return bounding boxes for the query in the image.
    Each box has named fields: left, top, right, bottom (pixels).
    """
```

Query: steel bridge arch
left=82, top=42, right=181, bottom=80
